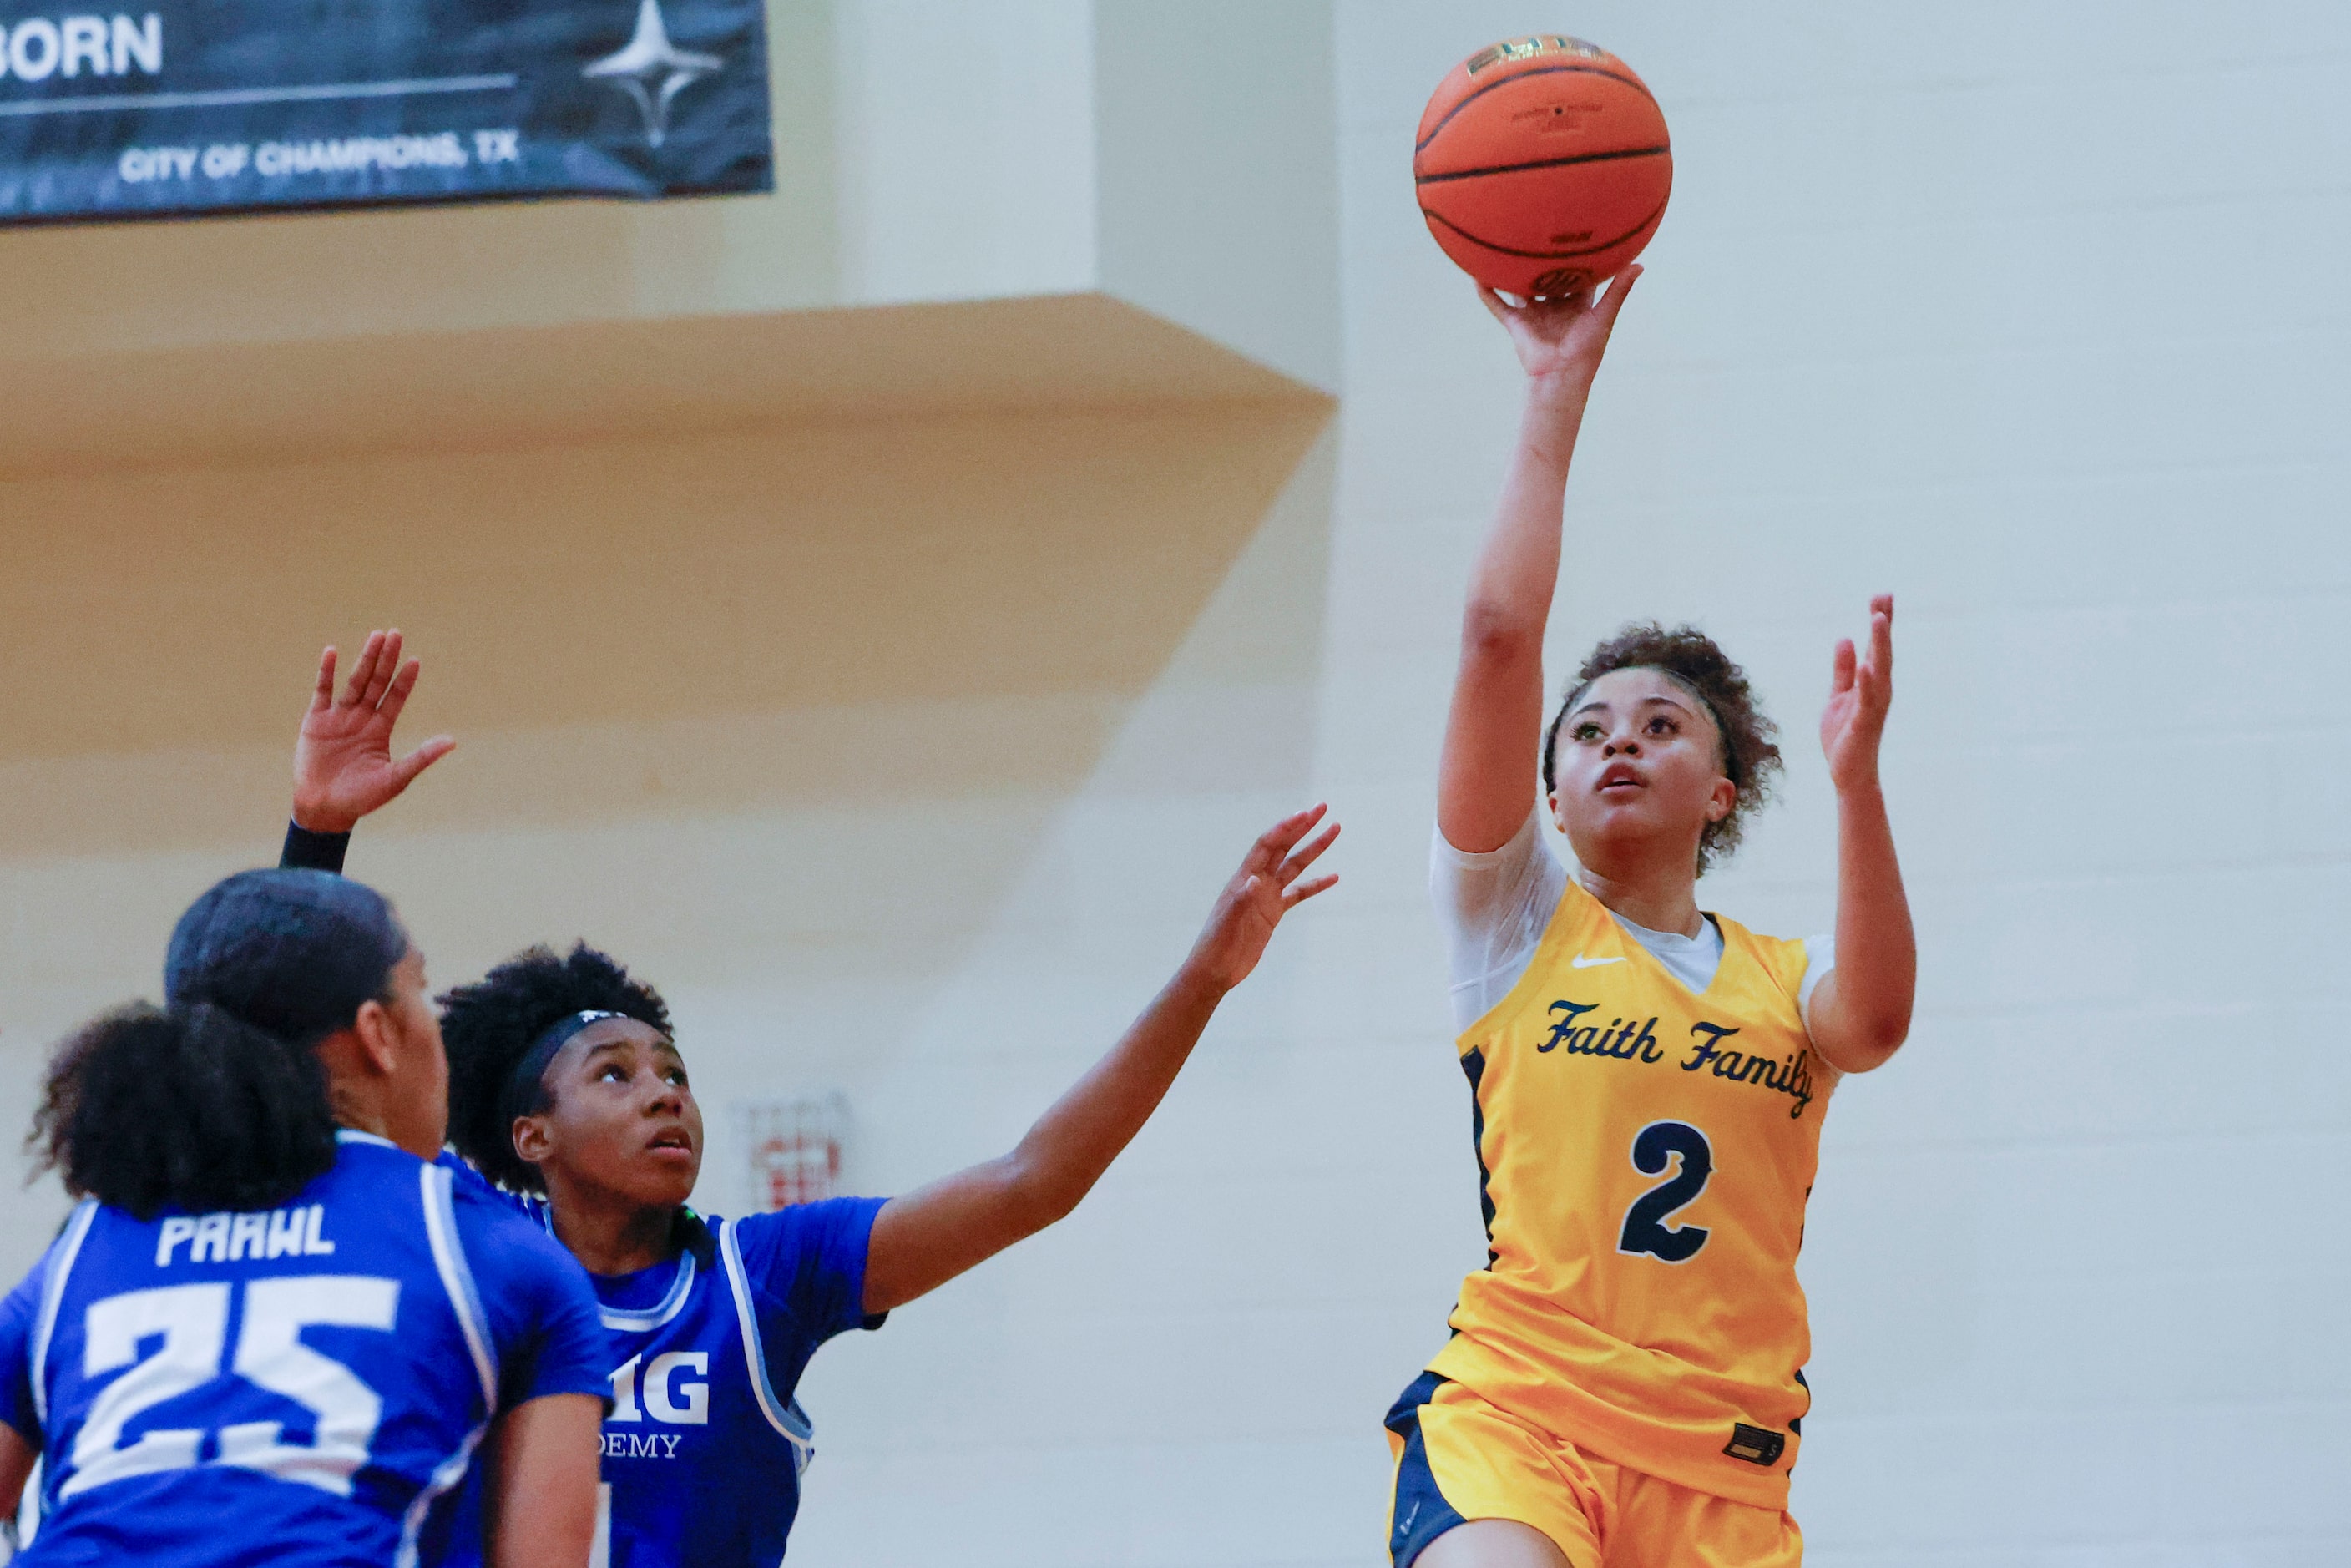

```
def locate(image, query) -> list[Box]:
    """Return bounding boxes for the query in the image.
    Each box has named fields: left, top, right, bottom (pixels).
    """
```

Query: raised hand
left=1820, top=595, right=1895, bottom=794
left=1181, top=805, right=1341, bottom=994
left=1479, top=263, right=1641, bottom=387
left=859, top=802, right=1342, bottom=1313
left=291, top=629, right=455, bottom=834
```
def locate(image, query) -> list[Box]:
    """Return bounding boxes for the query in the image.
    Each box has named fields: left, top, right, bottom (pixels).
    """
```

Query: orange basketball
left=1414, top=36, right=1672, bottom=297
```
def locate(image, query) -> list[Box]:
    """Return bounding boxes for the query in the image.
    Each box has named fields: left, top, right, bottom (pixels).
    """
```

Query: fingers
left=1251, top=802, right=1329, bottom=868
left=1591, top=263, right=1642, bottom=329
left=1868, top=594, right=1894, bottom=680
left=1281, top=873, right=1339, bottom=912
left=311, top=647, right=337, bottom=714
left=359, top=630, right=403, bottom=710
left=1829, top=638, right=1857, bottom=695
left=1479, top=282, right=1585, bottom=319
left=388, top=736, right=457, bottom=791
left=340, top=630, right=385, bottom=707
left=1277, top=821, right=1342, bottom=886
left=378, top=657, right=423, bottom=725
left=336, top=629, right=418, bottom=714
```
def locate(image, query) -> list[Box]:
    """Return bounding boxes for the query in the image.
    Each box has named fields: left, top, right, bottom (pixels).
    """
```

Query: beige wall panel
left=0, top=295, right=1309, bottom=480
left=0, top=394, right=1333, bottom=1271
left=0, top=399, right=1326, bottom=771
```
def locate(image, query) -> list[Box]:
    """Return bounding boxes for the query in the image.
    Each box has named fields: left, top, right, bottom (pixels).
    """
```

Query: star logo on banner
left=584, top=0, right=724, bottom=149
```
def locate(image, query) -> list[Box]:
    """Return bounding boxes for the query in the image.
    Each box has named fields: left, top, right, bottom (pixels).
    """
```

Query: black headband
left=499, top=1009, right=627, bottom=1129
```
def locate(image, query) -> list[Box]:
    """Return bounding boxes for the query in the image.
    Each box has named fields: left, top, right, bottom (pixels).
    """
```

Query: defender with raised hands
left=1387, top=266, right=1915, bottom=1568
left=274, top=635, right=1342, bottom=1568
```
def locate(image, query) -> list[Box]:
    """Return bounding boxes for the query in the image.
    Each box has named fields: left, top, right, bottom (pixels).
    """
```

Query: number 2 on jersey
left=1617, top=1120, right=1713, bottom=1263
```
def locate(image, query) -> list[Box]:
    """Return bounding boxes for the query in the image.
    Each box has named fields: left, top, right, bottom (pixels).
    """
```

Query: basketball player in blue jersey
left=0, top=867, right=614, bottom=1566
left=270, top=630, right=1342, bottom=1566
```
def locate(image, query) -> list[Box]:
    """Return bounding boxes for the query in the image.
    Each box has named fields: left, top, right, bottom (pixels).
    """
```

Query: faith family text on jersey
left=1537, top=999, right=1820, bottom=1119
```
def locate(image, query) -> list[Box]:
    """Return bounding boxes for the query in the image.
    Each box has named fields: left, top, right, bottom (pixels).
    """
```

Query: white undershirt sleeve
left=1433, top=811, right=1840, bottom=1040
left=1430, top=809, right=1569, bottom=1034
left=1798, top=934, right=1836, bottom=1033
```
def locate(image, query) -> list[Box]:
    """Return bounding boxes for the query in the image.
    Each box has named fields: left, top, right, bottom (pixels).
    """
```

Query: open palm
left=1184, top=805, right=1342, bottom=994
left=1820, top=595, right=1895, bottom=792
left=291, top=629, right=454, bottom=834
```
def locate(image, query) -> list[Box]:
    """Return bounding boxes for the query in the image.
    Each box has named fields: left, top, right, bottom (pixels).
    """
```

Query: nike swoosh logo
left=1570, top=954, right=1626, bottom=969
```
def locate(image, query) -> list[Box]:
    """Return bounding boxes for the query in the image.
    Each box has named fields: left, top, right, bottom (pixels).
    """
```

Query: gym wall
left=0, top=4, right=2341, bottom=1565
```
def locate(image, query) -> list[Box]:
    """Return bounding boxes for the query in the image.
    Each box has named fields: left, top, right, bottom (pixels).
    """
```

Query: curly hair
left=1541, top=623, right=1782, bottom=873
left=31, top=868, right=403, bottom=1218
left=33, top=1004, right=341, bottom=1219
left=438, top=943, right=672, bottom=1194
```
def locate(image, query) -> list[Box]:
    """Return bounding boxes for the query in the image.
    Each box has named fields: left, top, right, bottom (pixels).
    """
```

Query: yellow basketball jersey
left=1425, top=876, right=1833, bottom=1510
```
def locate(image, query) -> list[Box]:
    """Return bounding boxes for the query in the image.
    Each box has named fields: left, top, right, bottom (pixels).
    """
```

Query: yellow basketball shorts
left=1383, top=1373, right=1803, bottom=1568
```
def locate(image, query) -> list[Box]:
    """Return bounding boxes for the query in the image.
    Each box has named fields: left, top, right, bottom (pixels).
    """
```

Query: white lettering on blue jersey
left=154, top=1204, right=336, bottom=1267
left=437, top=1196, right=883, bottom=1568
left=9, top=1136, right=513, bottom=1567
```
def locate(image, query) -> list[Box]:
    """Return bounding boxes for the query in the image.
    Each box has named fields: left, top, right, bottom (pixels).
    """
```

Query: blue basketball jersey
left=0, top=1132, right=612, bottom=1568
left=442, top=1195, right=884, bottom=1568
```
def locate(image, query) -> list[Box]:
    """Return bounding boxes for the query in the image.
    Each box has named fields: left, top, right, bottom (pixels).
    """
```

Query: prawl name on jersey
left=153, top=1204, right=336, bottom=1266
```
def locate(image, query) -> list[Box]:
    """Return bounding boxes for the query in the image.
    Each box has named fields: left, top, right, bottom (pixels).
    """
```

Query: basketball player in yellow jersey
left=1386, top=263, right=1917, bottom=1568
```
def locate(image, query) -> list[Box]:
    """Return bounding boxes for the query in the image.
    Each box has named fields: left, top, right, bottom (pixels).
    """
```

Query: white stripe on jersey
left=401, top=1163, right=499, bottom=1568
left=393, top=1419, right=488, bottom=1568
left=29, top=1201, right=98, bottom=1429
left=419, top=1165, right=498, bottom=1407
left=599, top=1250, right=695, bottom=1334
left=716, top=1219, right=815, bottom=1465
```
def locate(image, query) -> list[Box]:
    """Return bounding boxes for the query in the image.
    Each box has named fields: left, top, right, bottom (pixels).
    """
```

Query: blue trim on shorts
left=1386, top=1371, right=1469, bottom=1568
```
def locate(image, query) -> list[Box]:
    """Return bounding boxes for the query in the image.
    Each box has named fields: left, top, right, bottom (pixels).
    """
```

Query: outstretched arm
left=1440, top=268, right=1640, bottom=853
left=279, top=629, right=454, bottom=870
left=1807, top=596, right=1916, bottom=1073
left=859, top=806, right=1342, bottom=1314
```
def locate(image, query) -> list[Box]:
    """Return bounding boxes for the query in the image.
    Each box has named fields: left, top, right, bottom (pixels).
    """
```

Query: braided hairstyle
left=438, top=943, right=671, bottom=1194
left=1541, top=622, right=1783, bottom=873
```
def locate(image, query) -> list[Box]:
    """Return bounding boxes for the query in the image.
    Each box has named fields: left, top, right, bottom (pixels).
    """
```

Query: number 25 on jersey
left=66, top=1277, right=397, bottom=1500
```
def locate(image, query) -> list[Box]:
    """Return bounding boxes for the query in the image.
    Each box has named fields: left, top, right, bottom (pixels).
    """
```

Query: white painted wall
left=1096, top=0, right=1342, bottom=390
left=832, top=0, right=1098, bottom=303
left=793, top=4, right=2351, bottom=1565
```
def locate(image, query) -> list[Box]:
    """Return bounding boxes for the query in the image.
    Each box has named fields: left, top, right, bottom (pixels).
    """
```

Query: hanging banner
left=0, top=0, right=771, bottom=223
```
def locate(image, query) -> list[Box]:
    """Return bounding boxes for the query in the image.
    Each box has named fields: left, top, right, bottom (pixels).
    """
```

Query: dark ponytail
left=30, top=868, right=407, bottom=1218
left=32, top=1004, right=340, bottom=1218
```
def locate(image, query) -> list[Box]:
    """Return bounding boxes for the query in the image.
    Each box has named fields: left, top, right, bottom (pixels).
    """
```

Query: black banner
left=0, top=0, right=772, bottom=221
